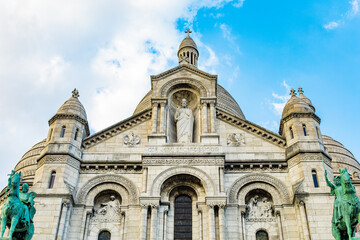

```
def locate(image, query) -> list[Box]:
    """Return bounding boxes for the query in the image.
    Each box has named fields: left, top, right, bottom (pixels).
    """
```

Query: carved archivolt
left=160, top=175, right=206, bottom=202
left=228, top=173, right=291, bottom=204
left=76, top=175, right=138, bottom=205
left=159, top=78, right=208, bottom=98
left=150, top=166, right=216, bottom=195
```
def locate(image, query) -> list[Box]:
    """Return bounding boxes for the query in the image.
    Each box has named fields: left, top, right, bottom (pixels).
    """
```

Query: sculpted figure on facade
left=96, top=195, right=118, bottom=216
left=246, top=194, right=273, bottom=219
left=247, top=195, right=259, bottom=218
left=174, top=98, right=194, bottom=143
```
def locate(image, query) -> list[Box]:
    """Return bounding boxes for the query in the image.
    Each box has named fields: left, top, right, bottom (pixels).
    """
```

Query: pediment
left=151, top=64, right=217, bottom=81
left=217, top=109, right=286, bottom=148
left=82, top=109, right=152, bottom=149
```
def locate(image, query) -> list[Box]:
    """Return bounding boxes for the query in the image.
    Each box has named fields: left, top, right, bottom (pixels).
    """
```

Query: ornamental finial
left=298, top=87, right=304, bottom=95
left=290, top=88, right=296, bottom=97
left=185, top=28, right=192, bottom=37
left=72, top=88, right=80, bottom=98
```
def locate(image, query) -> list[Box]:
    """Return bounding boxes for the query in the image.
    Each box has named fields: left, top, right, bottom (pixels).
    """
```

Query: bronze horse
left=1, top=171, right=34, bottom=240
left=330, top=168, right=360, bottom=240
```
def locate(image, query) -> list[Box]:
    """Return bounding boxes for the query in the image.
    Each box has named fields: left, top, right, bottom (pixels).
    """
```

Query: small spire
left=290, top=88, right=296, bottom=97
left=185, top=28, right=192, bottom=37
left=298, top=87, right=304, bottom=95
left=72, top=88, right=80, bottom=98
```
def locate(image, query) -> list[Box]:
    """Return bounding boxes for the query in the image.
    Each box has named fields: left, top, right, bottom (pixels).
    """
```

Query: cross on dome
left=72, top=88, right=80, bottom=98
left=298, top=87, right=304, bottom=94
left=290, top=88, right=296, bottom=96
left=185, top=29, right=192, bottom=37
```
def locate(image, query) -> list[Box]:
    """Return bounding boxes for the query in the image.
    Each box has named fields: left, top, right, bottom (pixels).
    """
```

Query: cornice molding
left=49, top=114, right=90, bottom=135
left=279, top=112, right=321, bottom=134
left=82, top=110, right=151, bottom=149
left=151, top=64, right=217, bottom=81
left=217, top=110, right=286, bottom=148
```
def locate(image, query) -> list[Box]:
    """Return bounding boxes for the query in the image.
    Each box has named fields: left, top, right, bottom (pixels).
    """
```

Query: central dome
left=133, top=84, right=245, bottom=120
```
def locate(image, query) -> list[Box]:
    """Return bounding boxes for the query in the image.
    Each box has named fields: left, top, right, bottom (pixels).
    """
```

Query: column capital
left=140, top=197, right=160, bottom=208
left=152, top=98, right=167, bottom=105
left=206, top=197, right=227, bottom=208
left=200, top=98, right=216, bottom=104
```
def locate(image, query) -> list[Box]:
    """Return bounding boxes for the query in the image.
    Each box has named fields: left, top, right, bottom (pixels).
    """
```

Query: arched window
left=48, top=171, right=56, bottom=189
left=289, top=127, right=294, bottom=139
left=302, top=124, right=307, bottom=136
left=98, top=230, right=111, bottom=240
left=256, top=230, right=269, bottom=240
left=60, top=126, right=66, bottom=138
left=74, top=128, right=79, bottom=140
left=316, top=127, right=321, bottom=139
left=48, top=128, right=53, bottom=141
left=312, top=170, right=319, bottom=188
left=174, top=195, right=192, bottom=240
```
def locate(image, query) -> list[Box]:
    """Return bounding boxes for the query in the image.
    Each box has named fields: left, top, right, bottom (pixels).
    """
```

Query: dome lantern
left=178, top=29, right=199, bottom=68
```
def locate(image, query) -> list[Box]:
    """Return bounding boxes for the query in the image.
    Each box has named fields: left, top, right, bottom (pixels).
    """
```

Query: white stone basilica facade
left=2, top=31, right=360, bottom=240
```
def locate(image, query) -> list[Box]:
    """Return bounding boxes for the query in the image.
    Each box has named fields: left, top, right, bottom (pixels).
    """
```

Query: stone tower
left=31, top=89, right=89, bottom=239
left=279, top=87, right=332, bottom=239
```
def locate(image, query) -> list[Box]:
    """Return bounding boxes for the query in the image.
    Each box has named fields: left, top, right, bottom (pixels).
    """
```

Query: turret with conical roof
left=280, top=87, right=325, bottom=158
left=178, top=29, right=199, bottom=67
left=42, top=88, right=89, bottom=158
left=32, top=88, right=89, bottom=202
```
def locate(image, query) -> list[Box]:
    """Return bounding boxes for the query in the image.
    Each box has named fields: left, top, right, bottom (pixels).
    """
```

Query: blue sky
left=0, top=0, right=359, bottom=187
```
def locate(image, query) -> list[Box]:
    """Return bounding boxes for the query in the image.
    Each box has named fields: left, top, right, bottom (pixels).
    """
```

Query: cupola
left=178, top=29, right=199, bottom=67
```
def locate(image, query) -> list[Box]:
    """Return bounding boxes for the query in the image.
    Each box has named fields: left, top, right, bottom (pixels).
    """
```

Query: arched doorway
left=174, top=195, right=192, bottom=239
left=98, top=230, right=111, bottom=240
left=256, top=230, right=269, bottom=240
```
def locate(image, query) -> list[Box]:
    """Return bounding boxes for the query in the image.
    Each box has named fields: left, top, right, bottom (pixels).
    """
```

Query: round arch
left=150, top=166, right=216, bottom=196
left=77, top=175, right=138, bottom=205
left=227, top=173, right=291, bottom=204
left=85, top=183, right=128, bottom=206
left=159, top=78, right=208, bottom=98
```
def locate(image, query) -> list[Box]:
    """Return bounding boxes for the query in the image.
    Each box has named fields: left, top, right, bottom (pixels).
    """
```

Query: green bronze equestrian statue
left=1, top=171, right=36, bottom=240
left=326, top=168, right=360, bottom=240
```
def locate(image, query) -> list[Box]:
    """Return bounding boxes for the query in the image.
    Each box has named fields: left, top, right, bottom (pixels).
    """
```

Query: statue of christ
left=174, top=98, right=194, bottom=143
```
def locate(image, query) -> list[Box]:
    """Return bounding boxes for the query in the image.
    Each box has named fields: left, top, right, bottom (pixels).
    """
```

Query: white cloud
left=269, top=80, right=291, bottom=116
left=323, top=21, right=340, bottom=30
left=258, top=120, right=279, bottom=133
left=0, top=0, right=242, bottom=187
left=324, top=0, right=359, bottom=30
left=219, top=23, right=241, bottom=54
left=233, top=0, right=245, bottom=8
left=349, top=0, right=359, bottom=17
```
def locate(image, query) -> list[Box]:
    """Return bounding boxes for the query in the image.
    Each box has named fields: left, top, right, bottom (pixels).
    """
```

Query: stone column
left=139, top=205, right=148, bottom=240
left=150, top=205, right=159, bottom=240
left=219, top=167, right=224, bottom=193
left=198, top=210, right=203, bottom=240
left=208, top=205, right=216, bottom=240
left=82, top=210, right=92, bottom=240
left=202, top=102, right=208, bottom=133
left=240, top=210, right=246, bottom=240
left=62, top=201, right=72, bottom=240
left=152, top=103, right=158, bottom=133
left=163, top=209, right=168, bottom=240
left=120, top=211, right=126, bottom=240
left=142, top=167, right=148, bottom=193
left=160, top=102, right=166, bottom=133
left=299, top=201, right=311, bottom=240
left=55, top=199, right=70, bottom=240
left=276, top=211, right=284, bottom=240
left=219, top=205, right=225, bottom=240
left=210, top=101, right=216, bottom=133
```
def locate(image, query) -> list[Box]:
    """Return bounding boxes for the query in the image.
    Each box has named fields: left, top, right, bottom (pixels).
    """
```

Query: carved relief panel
left=93, top=191, right=122, bottom=223
left=245, top=189, right=274, bottom=221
